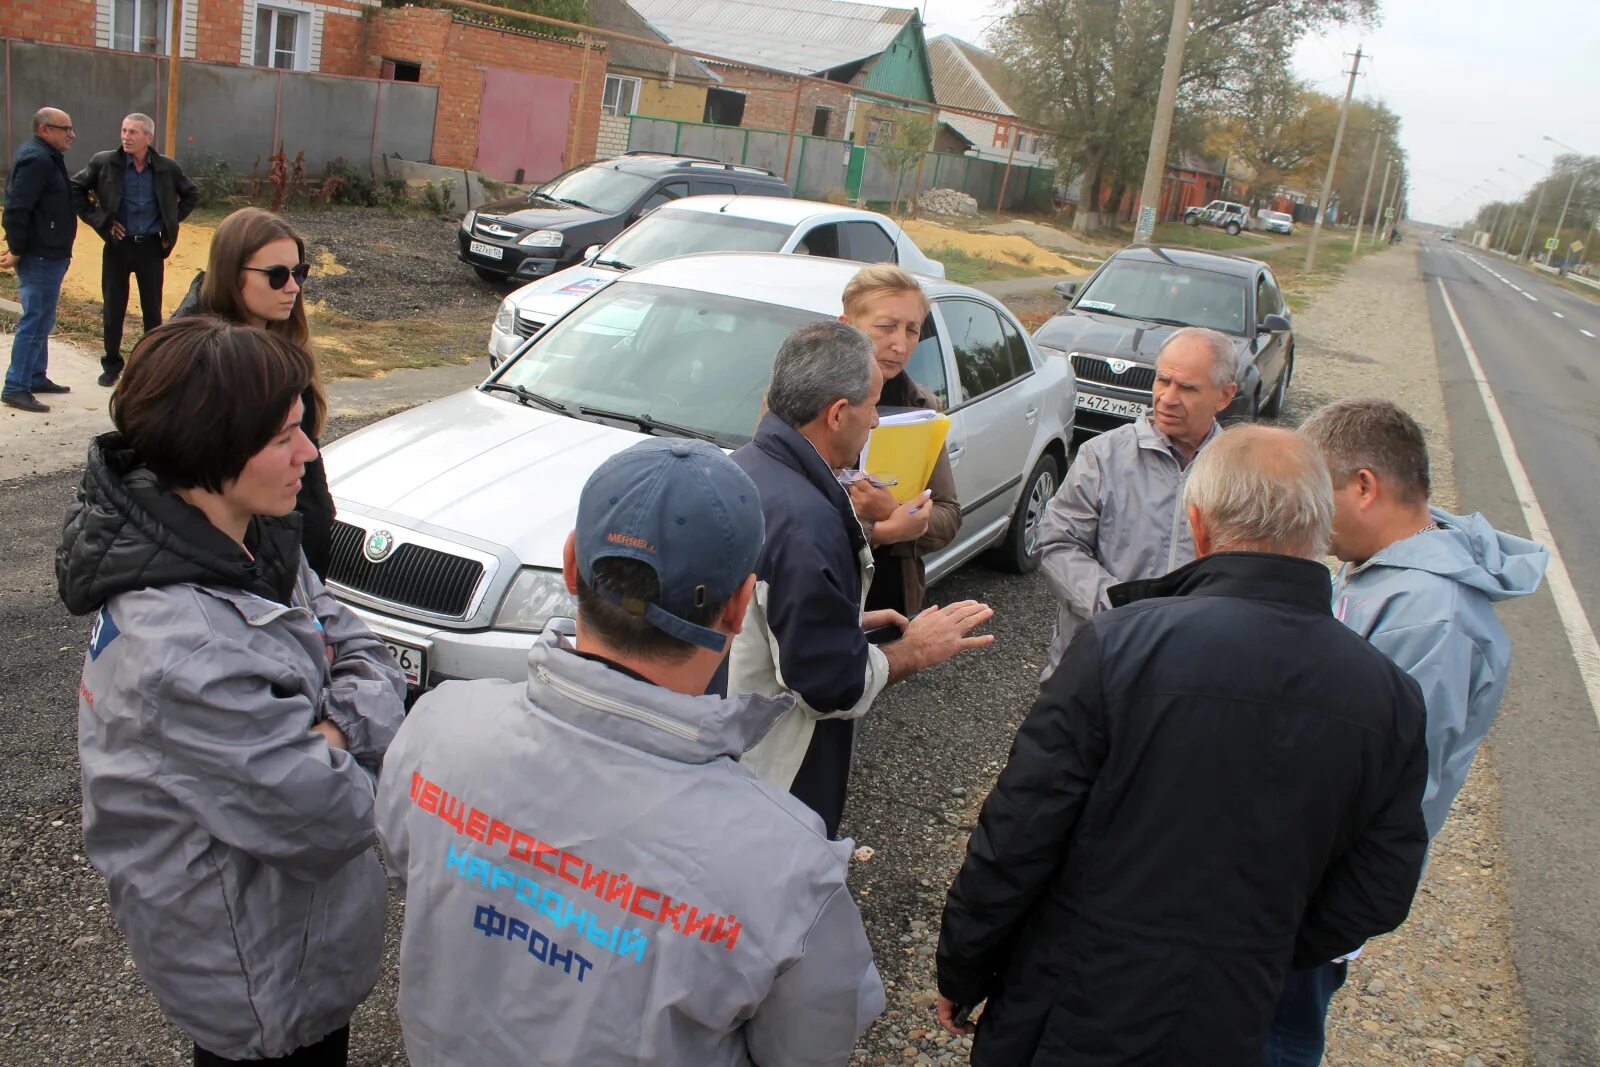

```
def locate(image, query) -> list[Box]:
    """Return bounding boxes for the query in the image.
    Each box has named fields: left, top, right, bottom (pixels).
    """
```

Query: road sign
left=1545, top=237, right=1560, bottom=251
left=1384, top=207, right=1395, bottom=219
left=1572, top=240, right=1585, bottom=253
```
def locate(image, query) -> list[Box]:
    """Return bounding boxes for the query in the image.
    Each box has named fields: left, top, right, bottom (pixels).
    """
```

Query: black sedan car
left=1033, top=245, right=1294, bottom=435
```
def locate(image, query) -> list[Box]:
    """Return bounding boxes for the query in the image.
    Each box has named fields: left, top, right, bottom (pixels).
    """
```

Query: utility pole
left=1497, top=205, right=1518, bottom=253
left=1304, top=45, right=1363, bottom=270
left=1547, top=169, right=1580, bottom=267
left=1352, top=132, right=1382, bottom=254
left=1517, top=179, right=1547, bottom=262
left=1132, top=0, right=1192, bottom=246
left=163, top=0, right=182, bottom=156
left=1370, top=156, right=1393, bottom=249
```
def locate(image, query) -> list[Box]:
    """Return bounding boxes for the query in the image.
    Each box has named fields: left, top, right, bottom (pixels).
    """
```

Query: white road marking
left=1439, top=281, right=1600, bottom=732
left=1524, top=293, right=1538, bottom=301
left=1555, top=312, right=1565, bottom=319
left=1584, top=329, right=1597, bottom=339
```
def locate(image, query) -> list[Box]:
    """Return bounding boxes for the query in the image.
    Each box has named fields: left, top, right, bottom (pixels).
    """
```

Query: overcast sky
left=917, top=0, right=1600, bottom=224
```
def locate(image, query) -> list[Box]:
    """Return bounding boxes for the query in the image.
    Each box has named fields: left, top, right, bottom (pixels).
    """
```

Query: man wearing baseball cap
left=376, top=438, right=885, bottom=1066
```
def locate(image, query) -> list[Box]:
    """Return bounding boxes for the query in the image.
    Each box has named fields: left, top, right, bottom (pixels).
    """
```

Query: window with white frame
left=254, top=5, right=306, bottom=70
left=602, top=75, right=640, bottom=117
left=113, top=0, right=170, bottom=54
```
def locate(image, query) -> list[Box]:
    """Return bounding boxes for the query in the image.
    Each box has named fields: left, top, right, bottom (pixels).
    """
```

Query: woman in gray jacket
left=56, top=316, right=406, bottom=1064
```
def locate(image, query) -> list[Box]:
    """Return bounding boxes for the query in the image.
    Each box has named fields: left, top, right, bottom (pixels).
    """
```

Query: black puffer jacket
left=937, top=552, right=1429, bottom=1066
left=58, top=432, right=301, bottom=615
left=172, top=272, right=335, bottom=579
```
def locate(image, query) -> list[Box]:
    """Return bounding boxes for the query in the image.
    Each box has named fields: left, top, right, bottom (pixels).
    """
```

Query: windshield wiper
left=525, top=190, right=563, bottom=205
left=568, top=403, right=724, bottom=445
left=1139, top=315, right=1196, bottom=329
left=481, top=381, right=567, bottom=413
left=593, top=256, right=632, bottom=271
left=556, top=196, right=596, bottom=211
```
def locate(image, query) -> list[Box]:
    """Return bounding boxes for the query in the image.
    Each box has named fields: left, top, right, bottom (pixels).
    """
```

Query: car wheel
left=987, top=452, right=1061, bottom=575
left=1260, top=347, right=1294, bottom=418
left=1184, top=213, right=1200, bottom=226
left=1225, top=222, right=1241, bottom=236
left=474, top=266, right=506, bottom=284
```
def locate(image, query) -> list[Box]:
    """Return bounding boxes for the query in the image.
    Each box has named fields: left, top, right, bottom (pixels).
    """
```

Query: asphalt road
left=1421, top=240, right=1600, bottom=1063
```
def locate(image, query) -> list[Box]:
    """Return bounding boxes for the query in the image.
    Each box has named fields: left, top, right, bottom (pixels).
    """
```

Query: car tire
left=1260, top=346, right=1294, bottom=418
left=474, top=266, right=506, bottom=284
left=1184, top=213, right=1200, bottom=226
left=987, top=451, right=1061, bottom=575
left=1225, top=222, right=1242, bottom=236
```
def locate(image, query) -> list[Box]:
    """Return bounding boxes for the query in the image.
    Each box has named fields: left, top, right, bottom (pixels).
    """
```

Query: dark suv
left=457, top=153, right=792, bottom=282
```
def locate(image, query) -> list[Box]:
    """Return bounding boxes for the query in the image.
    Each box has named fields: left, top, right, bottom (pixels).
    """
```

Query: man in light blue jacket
left=376, top=438, right=884, bottom=1066
left=1265, top=399, right=1549, bottom=1066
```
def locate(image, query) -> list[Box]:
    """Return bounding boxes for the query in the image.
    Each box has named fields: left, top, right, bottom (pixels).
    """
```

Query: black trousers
left=102, top=235, right=165, bottom=373
left=194, top=1025, right=349, bottom=1066
left=790, top=718, right=855, bottom=839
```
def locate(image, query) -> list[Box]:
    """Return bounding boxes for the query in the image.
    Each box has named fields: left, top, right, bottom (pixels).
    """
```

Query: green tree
left=874, top=114, right=935, bottom=217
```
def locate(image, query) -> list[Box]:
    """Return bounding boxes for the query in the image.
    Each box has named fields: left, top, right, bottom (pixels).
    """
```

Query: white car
left=1258, top=210, right=1295, bottom=235
left=323, top=252, right=1074, bottom=691
left=486, top=195, right=946, bottom=367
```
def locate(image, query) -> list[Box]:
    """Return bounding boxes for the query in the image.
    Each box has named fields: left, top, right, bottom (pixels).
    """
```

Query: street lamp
left=1516, top=153, right=1551, bottom=263
left=1542, top=134, right=1585, bottom=269
left=1497, top=167, right=1526, bottom=252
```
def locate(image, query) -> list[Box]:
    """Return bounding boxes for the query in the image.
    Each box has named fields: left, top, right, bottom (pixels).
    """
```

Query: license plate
left=384, top=639, right=427, bottom=688
left=1075, top=393, right=1149, bottom=419
left=469, top=240, right=504, bottom=261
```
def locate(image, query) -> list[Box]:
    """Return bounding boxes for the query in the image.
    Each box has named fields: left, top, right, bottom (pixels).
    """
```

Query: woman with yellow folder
left=841, top=264, right=962, bottom=616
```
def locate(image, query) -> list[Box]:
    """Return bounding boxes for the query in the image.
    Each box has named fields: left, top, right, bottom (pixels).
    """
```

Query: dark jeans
left=790, top=718, right=856, bottom=839
left=1263, top=960, right=1348, bottom=1067
left=102, top=235, right=165, bottom=374
left=194, top=1025, right=349, bottom=1066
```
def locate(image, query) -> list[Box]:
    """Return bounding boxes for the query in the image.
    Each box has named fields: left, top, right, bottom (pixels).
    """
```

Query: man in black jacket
left=2, top=106, right=77, bottom=413
left=936, top=424, right=1429, bottom=1066
left=70, top=113, right=199, bottom=386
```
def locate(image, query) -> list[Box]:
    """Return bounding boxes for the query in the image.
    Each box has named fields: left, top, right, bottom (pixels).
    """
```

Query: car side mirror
left=1054, top=281, right=1079, bottom=300
left=1260, top=313, right=1291, bottom=333
left=583, top=244, right=602, bottom=265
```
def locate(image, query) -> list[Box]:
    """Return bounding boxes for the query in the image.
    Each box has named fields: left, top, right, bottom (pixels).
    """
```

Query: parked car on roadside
left=1182, top=199, right=1252, bottom=236
left=487, top=195, right=946, bottom=367
left=1035, top=244, right=1294, bottom=435
left=320, top=252, right=1076, bottom=691
left=1258, top=209, right=1295, bottom=235
left=457, top=152, right=791, bottom=283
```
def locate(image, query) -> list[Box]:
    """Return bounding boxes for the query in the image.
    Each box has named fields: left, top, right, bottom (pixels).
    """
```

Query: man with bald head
left=1036, top=326, right=1239, bottom=677
left=3, top=107, right=77, bottom=412
left=936, top=425, right=1429, bottom=1064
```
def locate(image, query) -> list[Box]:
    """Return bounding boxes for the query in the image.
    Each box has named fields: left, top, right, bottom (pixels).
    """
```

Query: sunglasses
left=45, top=123, right=75, bottom=133
left=242, top=262, right=311, bottom=290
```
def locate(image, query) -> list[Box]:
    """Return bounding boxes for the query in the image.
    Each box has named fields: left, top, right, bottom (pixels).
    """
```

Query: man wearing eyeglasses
left=70, top=113, right=199, bottom=387
left=2, top=107, right=77, bottom=414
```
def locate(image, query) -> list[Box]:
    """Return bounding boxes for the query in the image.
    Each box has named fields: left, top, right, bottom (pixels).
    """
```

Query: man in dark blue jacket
left=728, top=319, right=994, bottom=837
left=3, top=107, right=78, bottom=413
left=71, top=112, right=200, bottom=386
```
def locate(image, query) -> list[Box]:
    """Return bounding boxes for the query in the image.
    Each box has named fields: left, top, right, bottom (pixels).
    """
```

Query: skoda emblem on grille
left=363, top=529, right=397, bottom=563
left=1106, top=358, right=1134, bottom=375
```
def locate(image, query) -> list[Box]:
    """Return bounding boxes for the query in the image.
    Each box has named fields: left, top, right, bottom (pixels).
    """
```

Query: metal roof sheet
left=585, top=0, right=715, bottom=80
left=628, top=0, right=915, bottom=75
left=927, top=35, right=1012, bottom=115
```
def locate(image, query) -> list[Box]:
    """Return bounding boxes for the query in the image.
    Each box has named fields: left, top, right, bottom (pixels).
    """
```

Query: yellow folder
left=860, top=410, right=951, bottom=504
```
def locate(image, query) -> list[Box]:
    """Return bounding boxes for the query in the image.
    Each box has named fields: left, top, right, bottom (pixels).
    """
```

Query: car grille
left=1071, top=354, right=1155, bottom=392
left=513, top=314, right=544, bottom=339
left=326, top=521, right=485, bottom=618
left=473, top=218, right=524, bottom=242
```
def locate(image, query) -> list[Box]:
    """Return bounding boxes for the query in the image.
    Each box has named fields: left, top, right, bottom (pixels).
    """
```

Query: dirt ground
left=900, top=219, right=1089, bottom=275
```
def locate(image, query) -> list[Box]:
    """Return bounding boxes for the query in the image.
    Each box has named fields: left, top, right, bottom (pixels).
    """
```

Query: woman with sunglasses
left=174, top=207, right=335, bottom=578
left=58, top=316, right=406, bottom=1065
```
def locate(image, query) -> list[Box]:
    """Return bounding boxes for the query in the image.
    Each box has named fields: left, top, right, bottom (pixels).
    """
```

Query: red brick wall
left=354, top=7, right=604, bottom=169
left=191, top=0, right=243, bottom=63
left=4, top=0, right=97, bottom=47
left=710, top=64, right=854, bottom=136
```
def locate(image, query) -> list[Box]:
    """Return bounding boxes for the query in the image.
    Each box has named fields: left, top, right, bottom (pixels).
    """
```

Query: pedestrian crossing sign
left=1545, top=238, right=1560, bottom=251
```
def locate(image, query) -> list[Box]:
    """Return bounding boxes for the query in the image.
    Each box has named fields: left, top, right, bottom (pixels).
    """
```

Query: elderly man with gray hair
left=728, top=319, right=994, bottom=838
left=1036, top=325, right=1240, bottom=676
left=935, top=424, right=1429, bottom=1064
left=70, top=112, right=199, bottom=386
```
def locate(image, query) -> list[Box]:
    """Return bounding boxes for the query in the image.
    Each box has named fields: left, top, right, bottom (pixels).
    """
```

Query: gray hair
left=766, top=320, right=874, bottom=428
left=1183, top=425, right=1333, bottom=558
left=1158, top=326, right=1239, bottom=387
left=123, top=113, right=156, bottom=136
left=1300, top=398, right=1431, bottom=506
left=32, top=107, right=65, bottom=133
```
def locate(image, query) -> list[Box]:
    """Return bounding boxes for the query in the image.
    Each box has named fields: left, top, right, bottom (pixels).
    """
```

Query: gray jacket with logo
left=1037, top=417, right=1217, bottom=675
left=57, top=433, right=407, bottom=1059
left=376, top=641, right=885, bottom=1066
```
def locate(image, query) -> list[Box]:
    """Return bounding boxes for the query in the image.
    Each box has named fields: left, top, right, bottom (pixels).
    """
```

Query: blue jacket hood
left=1353, top=507, right=1547, bottom=602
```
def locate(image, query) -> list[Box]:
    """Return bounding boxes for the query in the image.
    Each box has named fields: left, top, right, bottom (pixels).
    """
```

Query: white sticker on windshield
left=1078, top=300, right=1116, bottom=312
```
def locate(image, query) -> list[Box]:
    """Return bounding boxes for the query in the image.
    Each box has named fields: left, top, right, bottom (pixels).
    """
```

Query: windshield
left=1075, top=259, right=1249, bottom=335
left=599, top=209, right=791, bottom=268
left=494, top=282, right=823, bottom=446
left=534, top=167, right=654, bottom=214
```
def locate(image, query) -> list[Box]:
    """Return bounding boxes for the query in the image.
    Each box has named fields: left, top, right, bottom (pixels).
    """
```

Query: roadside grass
left=924, top=244, right=1044, bottom=286
left=1151, top=221, right=1275, bottom=252
left=1255, top=229, right=1400, bottom=308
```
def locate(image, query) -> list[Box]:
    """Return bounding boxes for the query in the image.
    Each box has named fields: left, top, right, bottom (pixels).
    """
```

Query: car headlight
left=518, top=229, right=564, bottom=248
left=495, top=568, right=578, bottom=633
left=495, top=297, right=516, bottom=334
left=461, top=209, right=477, bottom=233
